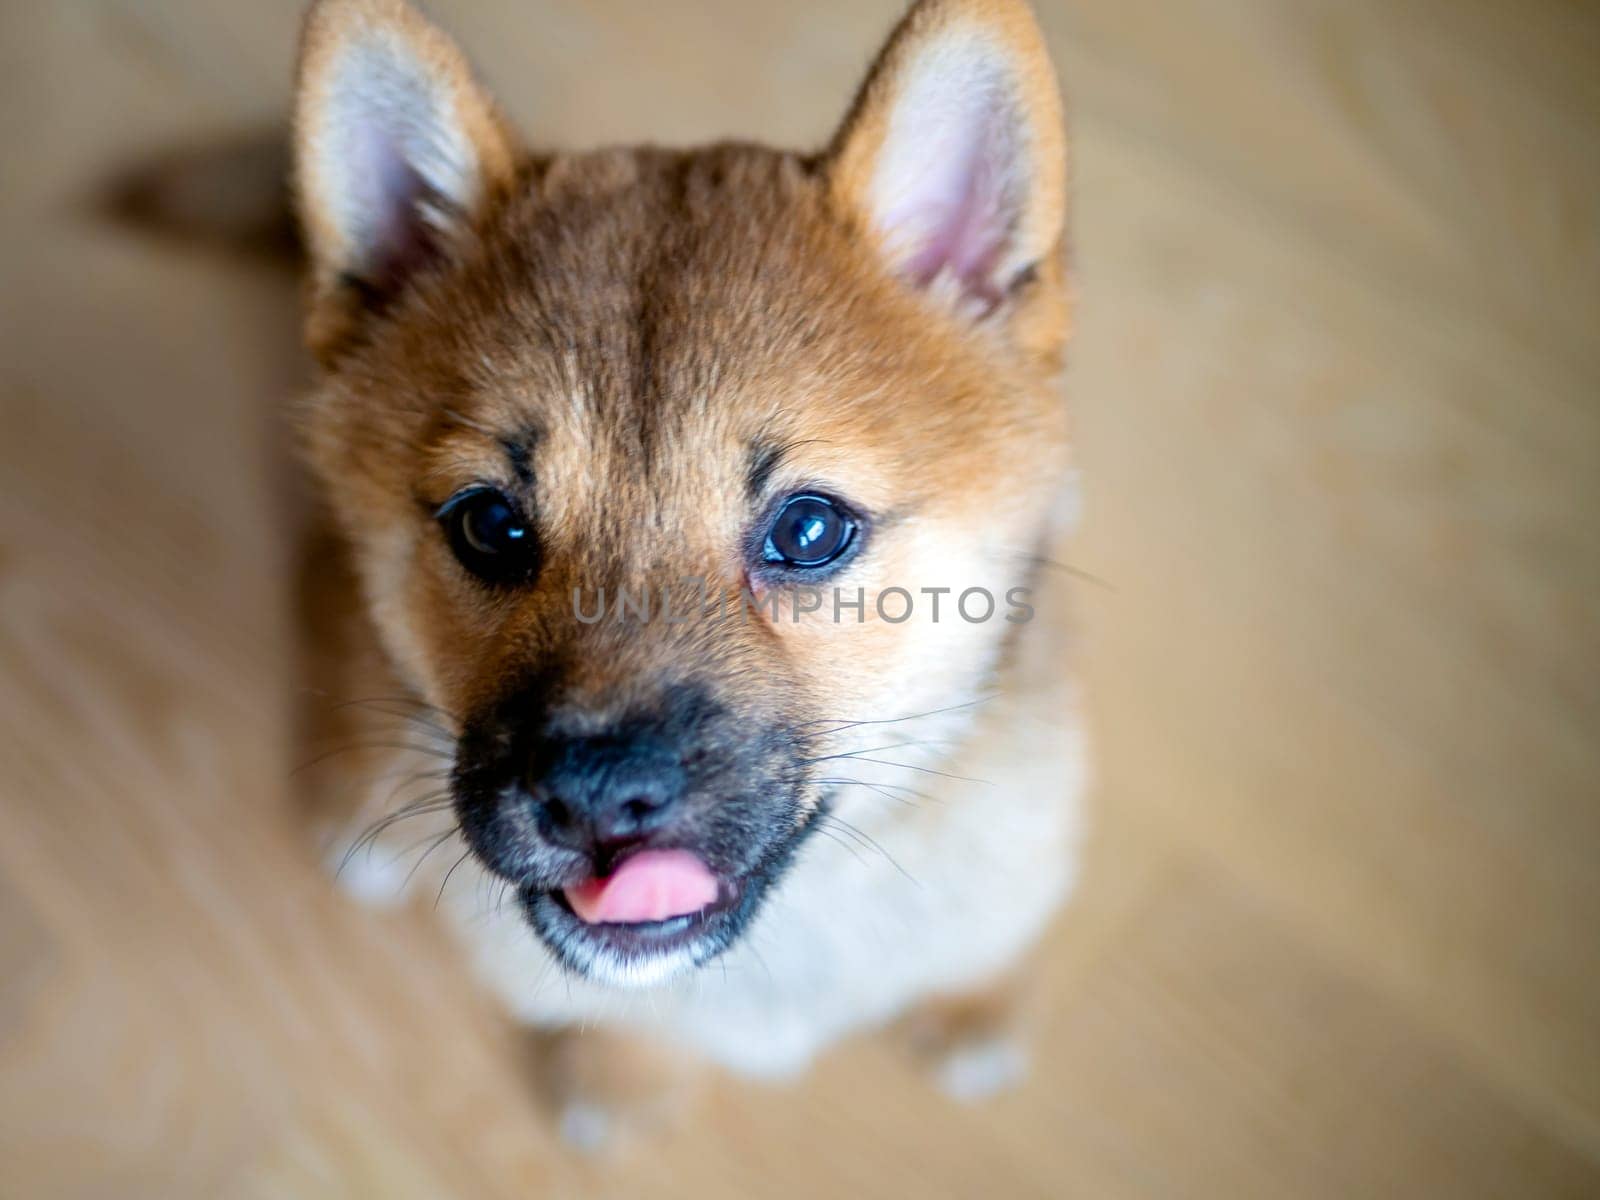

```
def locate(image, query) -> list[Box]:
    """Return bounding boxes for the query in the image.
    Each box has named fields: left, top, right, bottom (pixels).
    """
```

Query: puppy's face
left=294, top=0, right=1069, bottom=986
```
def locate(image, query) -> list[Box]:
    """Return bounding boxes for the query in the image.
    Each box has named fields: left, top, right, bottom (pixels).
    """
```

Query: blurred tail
left=100, top=129, right=299, bottom=263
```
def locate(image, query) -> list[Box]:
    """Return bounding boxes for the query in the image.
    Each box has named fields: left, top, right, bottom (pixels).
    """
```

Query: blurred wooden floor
left=2, top=1, right=1598, bottom=1196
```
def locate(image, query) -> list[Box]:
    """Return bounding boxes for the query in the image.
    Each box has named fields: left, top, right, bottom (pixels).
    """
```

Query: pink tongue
left=563, top=849, right=720, bottom=925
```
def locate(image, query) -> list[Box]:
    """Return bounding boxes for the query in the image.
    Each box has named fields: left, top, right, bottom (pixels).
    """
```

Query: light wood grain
left=1, top=0, right=1597, bottom=1195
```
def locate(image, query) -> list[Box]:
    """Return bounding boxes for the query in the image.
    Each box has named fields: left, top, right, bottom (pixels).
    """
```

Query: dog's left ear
left=825, top=0, right=1066, bottom=319
left=292, top=0, right=518, bottom=360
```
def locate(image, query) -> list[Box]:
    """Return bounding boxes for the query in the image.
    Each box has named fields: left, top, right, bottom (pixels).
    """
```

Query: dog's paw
left=901, top=974, right=1035, bottom=1103
left=309, top=774, right=459, bottom=912
left=323, top=835, right=417, bottom=909
left=531, top=1027, right=703, bottom=1157
left=932, top=1034, right=1030, bottom=1102
left=555, top=1100, right=620, bottom=1156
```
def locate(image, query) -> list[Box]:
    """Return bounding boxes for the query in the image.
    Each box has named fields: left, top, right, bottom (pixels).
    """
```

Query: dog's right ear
left=293, top=0, right=517, bottom=361
left=824, top=0, right=1066, bottom=323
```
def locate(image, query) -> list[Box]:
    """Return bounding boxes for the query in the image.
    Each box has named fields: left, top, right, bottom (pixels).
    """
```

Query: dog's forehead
left=391, top=142, right=1055, bottom=559
left=424, top=151, right=905, bottom=474
left=477, top=147, right=866, bottom=418
left=392, top=150, right=841, bottom=555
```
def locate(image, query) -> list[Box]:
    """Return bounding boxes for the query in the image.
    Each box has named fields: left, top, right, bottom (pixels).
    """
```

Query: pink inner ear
left=870, top=54, right=1022, bottom=311
left=314, top=41, right=481, bottom=301
left=348, top=124, right=438, bottom=294
left=896, top=106, right=1012, bottom=306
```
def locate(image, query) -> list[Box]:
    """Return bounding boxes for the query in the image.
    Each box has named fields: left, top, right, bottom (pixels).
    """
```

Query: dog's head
left=293, top=0, right=1070, bottom=986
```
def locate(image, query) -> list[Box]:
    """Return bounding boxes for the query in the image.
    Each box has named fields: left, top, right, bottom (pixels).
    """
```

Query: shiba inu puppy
left=294, top=0, right=1083, bottom=1144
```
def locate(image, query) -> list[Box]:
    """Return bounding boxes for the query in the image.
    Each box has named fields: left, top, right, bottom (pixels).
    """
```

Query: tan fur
left=292, top=0, right=1083, bottom=1139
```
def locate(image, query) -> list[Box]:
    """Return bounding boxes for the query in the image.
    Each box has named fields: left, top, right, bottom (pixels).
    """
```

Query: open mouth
left=518, top=808, right=825, bottom=988
left=521, top=848, right=752, bottom=987
left=562, top=848, right=726, bottom=925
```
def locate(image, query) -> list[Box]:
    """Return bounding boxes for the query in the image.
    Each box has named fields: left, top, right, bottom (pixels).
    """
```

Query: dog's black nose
left=528, top=733, right=688, bottom=852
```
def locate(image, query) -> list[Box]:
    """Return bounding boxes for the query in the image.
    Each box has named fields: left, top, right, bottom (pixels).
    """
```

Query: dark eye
left=763, top=494, right=856, bottom=569
left=437, top=487, right=538, bottom=584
